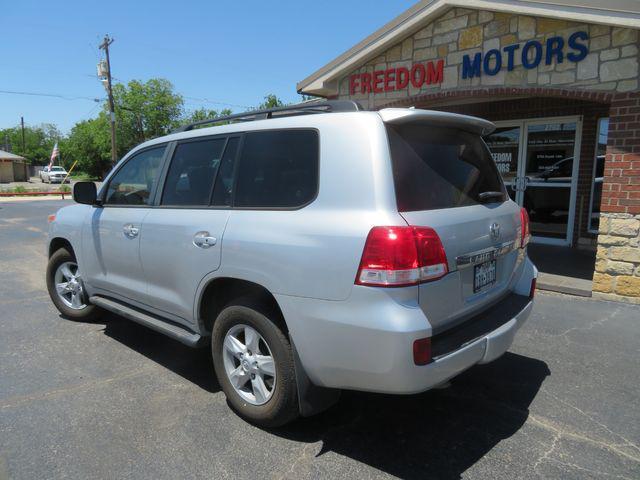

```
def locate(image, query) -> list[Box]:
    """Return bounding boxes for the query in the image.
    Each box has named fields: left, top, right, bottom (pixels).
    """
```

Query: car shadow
left=94, top=312, right=549, bottom=479
left=99, top=312, right=220, bottom=393
left=273, top=352, right=550, bottom=480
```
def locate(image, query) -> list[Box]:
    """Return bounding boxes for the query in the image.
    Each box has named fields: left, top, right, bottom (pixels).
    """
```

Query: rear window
left=235, top=130, right=318, bottom=208
left=387, top=124, right=506, bottom=212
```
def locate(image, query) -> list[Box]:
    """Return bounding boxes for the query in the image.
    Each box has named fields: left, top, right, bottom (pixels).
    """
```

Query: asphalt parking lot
left=1, top=199, right=639, bottom=480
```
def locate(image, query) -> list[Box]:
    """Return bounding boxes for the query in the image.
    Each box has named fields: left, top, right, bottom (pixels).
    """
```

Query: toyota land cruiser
left=46, top=101, right=537, bottom=427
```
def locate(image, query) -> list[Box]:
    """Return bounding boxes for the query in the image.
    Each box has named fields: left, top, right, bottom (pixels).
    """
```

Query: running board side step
left=89, top=296, right=205, bottom=348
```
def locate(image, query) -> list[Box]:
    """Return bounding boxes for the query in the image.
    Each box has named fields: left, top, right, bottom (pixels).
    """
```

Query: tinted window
left=212, top=137, right=239, bottom=207
left=235, top=130, right=318, bottom=208
left=161, top=139, right=226, bottom=206
left=387, top=125, right=505, bottom=212
left=105, top=146, right=165, bottom=205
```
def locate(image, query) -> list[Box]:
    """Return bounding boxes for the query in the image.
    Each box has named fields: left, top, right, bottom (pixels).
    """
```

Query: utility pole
left=20, top=117, right=25, bottom=154
left=99, top=35, right=117, bottom=167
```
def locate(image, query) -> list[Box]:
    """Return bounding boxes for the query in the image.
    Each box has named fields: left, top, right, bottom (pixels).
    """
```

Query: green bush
left=59, top=184, right=71, bottom=193
left=12, top=186, right=27, bottom=193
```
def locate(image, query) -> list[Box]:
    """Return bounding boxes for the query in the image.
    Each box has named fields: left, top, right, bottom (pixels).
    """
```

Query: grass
left=11, top=186, right=27, bottom=193
left=71, top=173, right=99, bottom=181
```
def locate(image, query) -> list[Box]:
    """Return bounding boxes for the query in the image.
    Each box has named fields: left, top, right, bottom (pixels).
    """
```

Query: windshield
left=387, top=124, right=506, bottom=212
left=51, top=167, right=65, bottom=172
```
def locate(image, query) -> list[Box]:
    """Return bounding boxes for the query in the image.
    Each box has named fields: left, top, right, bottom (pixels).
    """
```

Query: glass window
left=387, top=124, right=506, bottom=212
left=161, top=139, right=226, bottom=206
left=589, top=118, right=608, bottom=233
left=212, top=137, right=240, bottom=207
left=105, top=146, right=165, bottom=205
left=235, top=130, right=319, bottom=208
left=484, top=126, right=520, bottom=184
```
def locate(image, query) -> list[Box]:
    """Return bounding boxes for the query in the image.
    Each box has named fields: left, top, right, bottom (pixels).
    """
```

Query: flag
left=48, top=142, right=59, bottom=170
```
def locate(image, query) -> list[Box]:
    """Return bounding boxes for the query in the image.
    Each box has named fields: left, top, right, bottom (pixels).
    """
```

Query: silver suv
left=46, top=101, right=537, bottom=427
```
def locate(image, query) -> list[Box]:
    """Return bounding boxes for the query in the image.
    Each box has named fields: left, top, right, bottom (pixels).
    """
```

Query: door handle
left=193, top=231, right=217, bottom=249
left=123, top=223, right=139, bottom=239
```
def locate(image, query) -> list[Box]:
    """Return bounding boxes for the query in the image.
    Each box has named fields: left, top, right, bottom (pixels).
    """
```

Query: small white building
left=0, top=150, right=28, bottom=183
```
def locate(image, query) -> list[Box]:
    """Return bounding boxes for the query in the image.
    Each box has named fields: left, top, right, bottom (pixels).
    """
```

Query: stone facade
left=337, top=8, right=639, bottom=108
left=593, top=214, right=640, bottom=303
left=593, top=91, right=640, bottom=303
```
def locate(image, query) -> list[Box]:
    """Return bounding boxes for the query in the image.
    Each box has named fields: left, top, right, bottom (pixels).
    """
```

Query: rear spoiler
left=378, top=108, right=495, bottom=136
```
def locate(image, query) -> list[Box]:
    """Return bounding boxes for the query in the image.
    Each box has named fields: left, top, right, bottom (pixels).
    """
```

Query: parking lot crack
left=542, top=388, right=640, bottom=456
left=529, top=414, right=640, bottom=464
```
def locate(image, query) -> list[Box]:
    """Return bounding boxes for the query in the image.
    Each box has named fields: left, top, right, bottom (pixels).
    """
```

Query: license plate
left=474, top=260, right=496, bottom=292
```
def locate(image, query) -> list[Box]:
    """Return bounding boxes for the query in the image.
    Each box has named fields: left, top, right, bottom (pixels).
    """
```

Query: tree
left=62, top=114, right=112, bottom=178
left=257, top=94, right=286, bottom=110
left=182, top=107, right=233, bottom=125
left=112, top=78, right=184, bottom=156
left=0, top=123, right=61, bottom=164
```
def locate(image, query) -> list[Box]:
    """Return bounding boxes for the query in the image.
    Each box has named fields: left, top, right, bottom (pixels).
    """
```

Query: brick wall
left=592, top=91, right=640, bottom=303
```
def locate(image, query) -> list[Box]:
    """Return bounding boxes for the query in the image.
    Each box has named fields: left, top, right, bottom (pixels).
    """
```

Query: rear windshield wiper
left=478, top=191, right=505, bottom=202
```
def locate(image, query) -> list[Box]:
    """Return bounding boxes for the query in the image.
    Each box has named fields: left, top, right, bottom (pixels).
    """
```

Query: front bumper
left=276, top=257, right=537, bottom=394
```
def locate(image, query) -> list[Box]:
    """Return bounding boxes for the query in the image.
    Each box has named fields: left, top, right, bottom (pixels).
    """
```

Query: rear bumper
left=276, top=257, right=537, bottom=394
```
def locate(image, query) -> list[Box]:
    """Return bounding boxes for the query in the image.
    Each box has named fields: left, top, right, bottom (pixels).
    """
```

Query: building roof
left=297, top=0, right=640, bottom=96
left=0, top=149, right=26, bottom=161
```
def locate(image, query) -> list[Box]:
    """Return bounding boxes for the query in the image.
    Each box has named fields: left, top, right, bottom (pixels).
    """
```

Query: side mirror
left=73, top=181, right=99, bottom=206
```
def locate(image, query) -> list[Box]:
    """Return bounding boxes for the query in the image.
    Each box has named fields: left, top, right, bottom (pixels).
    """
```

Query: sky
left=0, top=0, right=416, bottom=133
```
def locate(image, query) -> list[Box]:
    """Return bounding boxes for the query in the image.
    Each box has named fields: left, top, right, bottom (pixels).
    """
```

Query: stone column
left=593, top=91, right=640, bottom=303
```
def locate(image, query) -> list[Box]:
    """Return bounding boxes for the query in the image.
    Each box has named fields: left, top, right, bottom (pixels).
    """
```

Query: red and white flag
left=48, top=142, right=59, bottom=170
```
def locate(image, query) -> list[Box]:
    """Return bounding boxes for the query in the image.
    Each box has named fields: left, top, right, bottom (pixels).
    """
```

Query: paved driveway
left=1, top=199, right=639, bottom=480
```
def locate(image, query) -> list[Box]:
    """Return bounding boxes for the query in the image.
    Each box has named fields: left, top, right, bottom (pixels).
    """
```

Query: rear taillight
left=355, top=226, right=448, bottom=287
left=413, top=338, right=432, bottom=365
left=519, top=208, right=531, bottom=248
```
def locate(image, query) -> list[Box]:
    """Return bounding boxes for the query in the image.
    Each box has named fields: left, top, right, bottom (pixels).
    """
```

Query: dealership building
left=298, top=0, right=640, bottom=303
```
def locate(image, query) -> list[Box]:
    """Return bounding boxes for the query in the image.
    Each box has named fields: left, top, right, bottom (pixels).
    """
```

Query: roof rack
left=174, top=99, right=365, bottom=133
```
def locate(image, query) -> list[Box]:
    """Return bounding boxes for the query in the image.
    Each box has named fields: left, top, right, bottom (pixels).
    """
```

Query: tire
left=46, top=248, right=101, bottom=321
left=212, top=301, right=299, bottom=427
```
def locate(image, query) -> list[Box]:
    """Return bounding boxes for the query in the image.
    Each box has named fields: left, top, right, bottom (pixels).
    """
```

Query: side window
left=235, top=130, right=319, bottom=208
left=105, top=146, right=165, bottom=206
left=161, top=138, right=226, bottom=206
left=212, top=137, right=240, bottom=207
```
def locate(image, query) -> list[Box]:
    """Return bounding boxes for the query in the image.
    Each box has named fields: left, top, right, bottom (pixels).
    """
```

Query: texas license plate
left=474, top=260, right=496, bottom=292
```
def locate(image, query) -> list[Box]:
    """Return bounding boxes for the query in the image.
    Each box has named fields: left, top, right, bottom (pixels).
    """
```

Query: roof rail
left=174, top=99, right=365, bottom=133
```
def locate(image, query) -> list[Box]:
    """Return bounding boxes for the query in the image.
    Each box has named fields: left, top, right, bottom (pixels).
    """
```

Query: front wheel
left=46, top=248, right=101, bottom=321
left=212, top=302, right=299, bottom=427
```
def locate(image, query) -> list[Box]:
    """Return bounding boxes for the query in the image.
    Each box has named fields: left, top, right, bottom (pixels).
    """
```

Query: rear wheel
left=212, top=302, right=299, bottom=427
left=46, top=248, right=101, bottom=320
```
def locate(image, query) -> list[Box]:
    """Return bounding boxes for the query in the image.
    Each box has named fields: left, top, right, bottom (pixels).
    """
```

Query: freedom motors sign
left=348, top=31, right=590, bottom=95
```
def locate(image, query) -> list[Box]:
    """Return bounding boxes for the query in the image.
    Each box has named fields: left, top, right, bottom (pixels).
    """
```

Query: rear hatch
left=383, top=110, right=522, bottom=334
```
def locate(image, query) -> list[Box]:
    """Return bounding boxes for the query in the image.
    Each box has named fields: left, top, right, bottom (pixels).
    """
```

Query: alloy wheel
left=222, top=324, right=276, bottom=405
left=54, top=261, right=87, bottom=310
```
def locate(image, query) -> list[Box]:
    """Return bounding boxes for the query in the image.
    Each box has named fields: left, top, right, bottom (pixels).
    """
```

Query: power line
left=0, top=89, right=102, bottom=102
left=183, top=96, right=250, bottom=109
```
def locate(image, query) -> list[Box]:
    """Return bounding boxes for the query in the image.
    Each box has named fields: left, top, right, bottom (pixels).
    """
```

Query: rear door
left=139, top=135, right=239, bottom=324
left=385, top=121, right=522, bottom=333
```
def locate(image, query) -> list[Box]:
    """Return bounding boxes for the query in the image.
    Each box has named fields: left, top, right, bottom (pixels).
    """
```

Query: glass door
left=484, top=125, right=521, bottom=202
left=485, top=117, right=582, bottom=246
